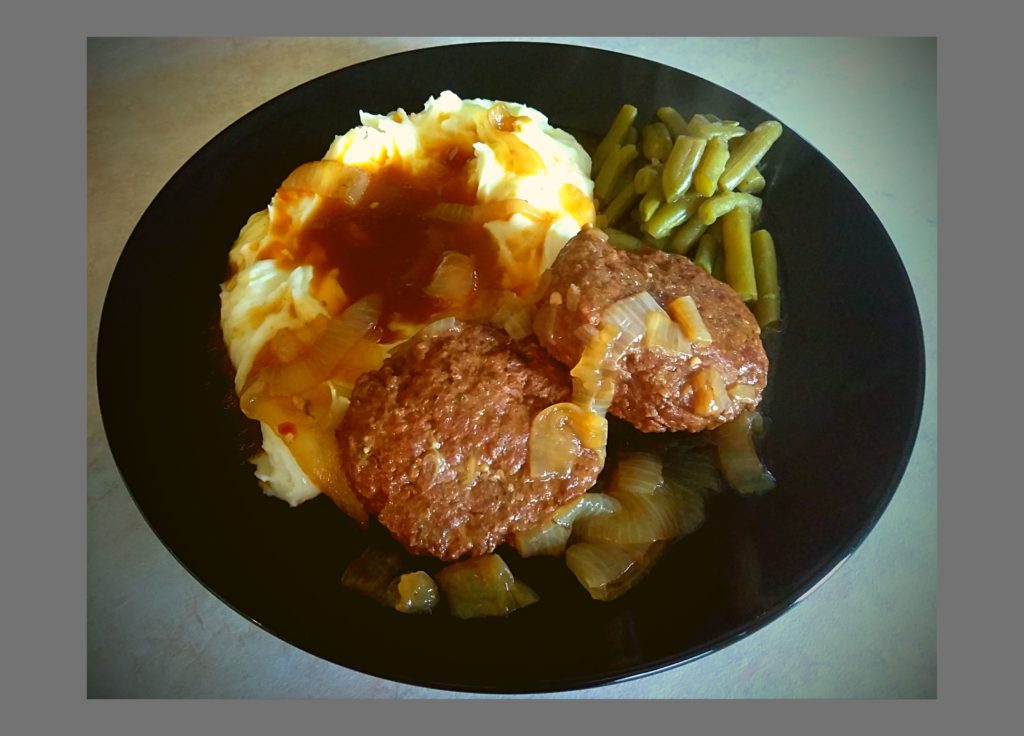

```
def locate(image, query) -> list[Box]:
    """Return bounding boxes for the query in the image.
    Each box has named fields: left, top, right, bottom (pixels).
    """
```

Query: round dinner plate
left=97, top=41, right=925, bottom=693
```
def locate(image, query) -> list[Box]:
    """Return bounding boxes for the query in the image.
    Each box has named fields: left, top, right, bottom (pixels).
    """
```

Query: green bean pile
left=592, top=104, right=782, bottom=329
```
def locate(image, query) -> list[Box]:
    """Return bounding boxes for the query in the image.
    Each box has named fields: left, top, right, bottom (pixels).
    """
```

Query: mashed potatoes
left=220, top=91, right=595, bottom=514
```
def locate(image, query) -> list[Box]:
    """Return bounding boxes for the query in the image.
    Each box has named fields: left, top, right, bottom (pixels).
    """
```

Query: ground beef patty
left=338, top=321, right=604, bottom=560
left=533, top=227, right=769, bottom=432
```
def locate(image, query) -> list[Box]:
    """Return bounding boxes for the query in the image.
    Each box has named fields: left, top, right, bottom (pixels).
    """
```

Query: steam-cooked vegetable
left=643, top=309, right=692, bottom=355
left=612, top=452, right=665, bottom=495
left=573, top=482, right=704, bottom=545
left=667, top=295, right=713, bottom=344
left=693, top=231, right=719, bottom=274
left=751, top=229, right=781, bottom=328
left=712, top=410, right=776, bottom=495
left=719, top=120, right=783, bottom=192
left=341, top=546, right=407, bottom=605
left=593, top=104, right=638, bottom=173
left=254, top=293, right=382, bottom=397
left=435, top=554, right=539, bottom=619
left=691, top=365, right=731, bottom=418
left=565, top=541, right=668, bottom=601
left=424, top=251, right=476, bottom=303
left=721, top=207, right=758, bottom=302
left=280, top=160, right=369, bottom=205
left=528, top=402, right=608, bottom=479
left=662, top=135, right=707, bottom=203
left=509, top=493, right=621, bottom=557
left=391, top=571, right=439, bottom=614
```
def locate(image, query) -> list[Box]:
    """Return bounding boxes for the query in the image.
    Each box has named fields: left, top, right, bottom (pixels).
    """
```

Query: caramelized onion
left=565, top=541, right=668, bottom=602
left=570, top=322, right=623, bottom=416
left=528, top=402, right=608, bottom=479
left=612, top=452, right=665, bottom=495
left=509, top=493, right=621, bottom=558
left=643, top=309, right=693, bottom=355
left=668, top=295, right=713, bottom=344
left=572, top=484, right=704, bottom=545
left=712, top=410, right=776, bottom=495
left=423, top=251, right=476, bottom=303
left=280, top=160, right=369, bottom=205
left=435, top=554, right=538, bottom=619
left=691, top=366, right=731, bottom=417
left=257, top=294, right=382, bottom=396
left=601, top=291, right=662, bottom=352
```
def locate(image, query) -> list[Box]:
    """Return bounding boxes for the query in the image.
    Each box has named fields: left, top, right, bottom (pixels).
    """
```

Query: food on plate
left=220, top=91, right=781, bottom=615
left=338, top=321, right=604, bottom=560
left=219, top=91, right=595, bottom=518
left=591, top=104, right=782, bottom=330
left=532, top=228, right=768, bottom=432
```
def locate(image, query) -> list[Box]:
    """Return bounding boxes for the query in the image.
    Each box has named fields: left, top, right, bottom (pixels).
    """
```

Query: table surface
left=86, top=36, right=937, bottom=699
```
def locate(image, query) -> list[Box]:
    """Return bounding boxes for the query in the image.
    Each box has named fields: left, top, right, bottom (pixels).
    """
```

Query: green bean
left=656, top=106, right=689, bottom=139
left=662, top=135, right=707, bottom=203
left=693, top=232, right=719, bottom=274
left=602, top=180, right=641, bottom=228
left=643, top=192, right=701, bottom=240
left=712, top=247, right=726, bottom=281
left=686, top=113, right=746, bottom=141
left=737, top=167, right=766, bottom=194
left=641, top=122, right=673, bottom=161
left=720, top=208, right=757, bottom=302
left=719, top=120, right=782, bottom=191
left=594, top=143, right=638, bottom=202
left=605, top=228, right=644, bottom=251
left=638, top=185, right=664, bottom=223
left=667, top=216, right=708, bottom=256
left=751, top=229, right=780, bottom=327
left=697, top=191, right=763, bottom=226
left=692, top=135, right=731, bottom=197
left=593, top=104, right=638, bottom=173
left=643, top=233, right=670, bottom=251
left=633, top=163, right=661, bottom=194
left=626, top=125, right=638, bottom=146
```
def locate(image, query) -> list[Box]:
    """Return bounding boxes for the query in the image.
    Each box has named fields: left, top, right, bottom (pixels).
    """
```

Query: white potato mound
left=220, top=91, right=595, bottom=509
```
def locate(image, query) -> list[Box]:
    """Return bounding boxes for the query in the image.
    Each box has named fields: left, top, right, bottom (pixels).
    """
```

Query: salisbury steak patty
left=533, top=227, right=769, bottom=432
left=338, top=321, right=604, bottom=560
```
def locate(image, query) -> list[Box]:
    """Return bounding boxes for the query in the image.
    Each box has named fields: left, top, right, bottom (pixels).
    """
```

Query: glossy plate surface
left=98, top=42, right=925, bottom=693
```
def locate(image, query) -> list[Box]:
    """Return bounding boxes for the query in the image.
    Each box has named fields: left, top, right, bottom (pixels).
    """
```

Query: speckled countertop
left=87, top=37, right=936, bottom=698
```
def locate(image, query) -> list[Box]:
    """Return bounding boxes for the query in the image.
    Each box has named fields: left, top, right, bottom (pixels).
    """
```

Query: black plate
left=97, top=41, right=925, bottom=693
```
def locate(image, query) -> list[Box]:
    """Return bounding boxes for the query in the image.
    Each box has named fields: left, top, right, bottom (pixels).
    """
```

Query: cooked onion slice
left=573, top=484, right=704, bottom=545
left=509, top=493, right=621, bottom=557
left=643, top=309, right=692, bottom=355
left=391, top=571, right=439, bottom=615
left=435, top=554, right=539, bottom=619
left=528, top=402, right=608, bottom=479
left=424, top=251, right=476, bottom=303
left=280, top=160, right=369, bottom=205
left=341, top=546, right=407, bottom=605
left=663, top=446, right=724, bottom=499
left=490, top=293, right=535, bottom=340
left=612, top=452, right=665, bottom=495
left=570, top=322, right=623, bottom=416
left=257, top=294, right=382, bottom=397
left=691, top=365, right=731, bottom=417
left=565, top=541, right=668, bottom=602
left=601, top=291, right=663, bottom=354
left=712, top=410, right=776, bottom=495
left=667, top=295, right=713, bottom=344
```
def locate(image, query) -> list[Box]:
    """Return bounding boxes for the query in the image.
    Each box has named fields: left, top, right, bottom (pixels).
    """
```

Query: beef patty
left=338, top=321, right=604, bottom=560
left=533, top=227, right=769, bottom=432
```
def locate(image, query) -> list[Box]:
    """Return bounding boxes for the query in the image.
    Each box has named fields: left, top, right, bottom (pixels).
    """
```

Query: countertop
left=86, top=36, right=937, bottom=698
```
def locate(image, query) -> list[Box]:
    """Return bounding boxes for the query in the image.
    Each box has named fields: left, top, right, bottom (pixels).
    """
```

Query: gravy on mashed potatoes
left=219, top=91, right=595, bottom=519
